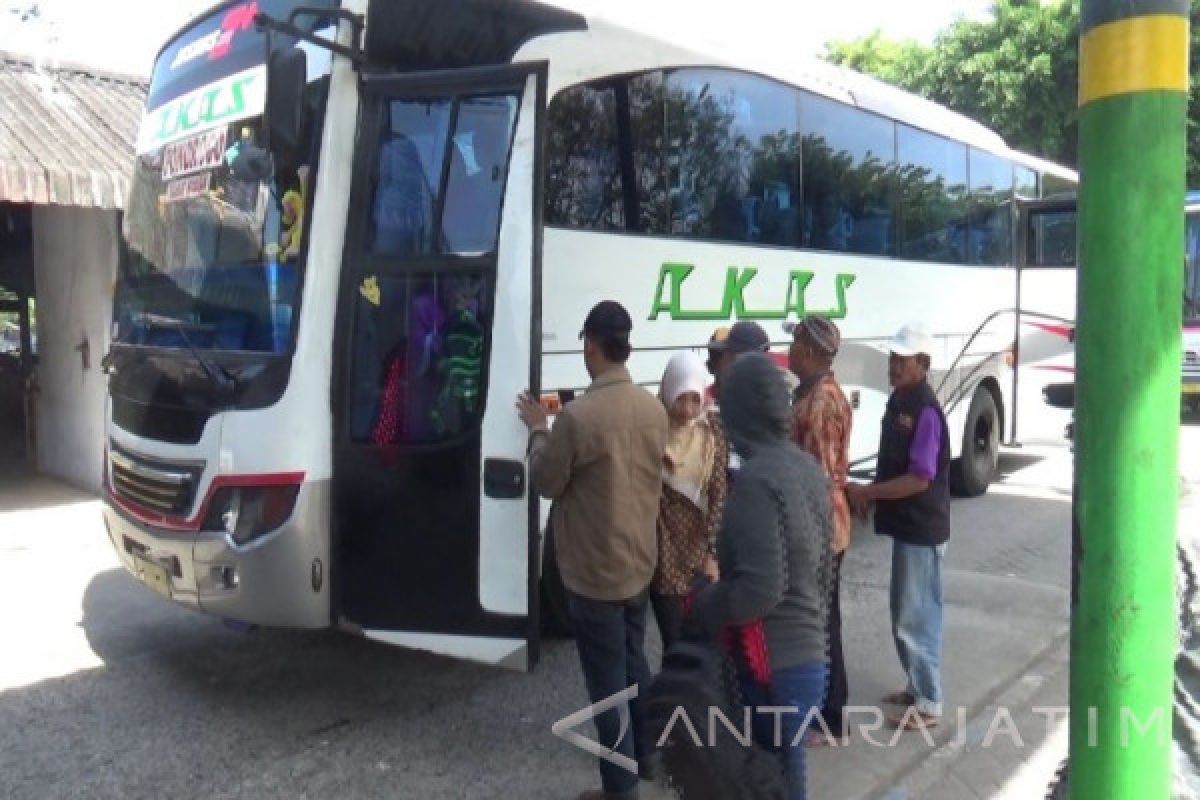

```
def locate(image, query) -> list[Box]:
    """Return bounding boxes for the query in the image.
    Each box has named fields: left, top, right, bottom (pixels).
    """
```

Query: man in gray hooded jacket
left=692, top=352, right=834, bottom=800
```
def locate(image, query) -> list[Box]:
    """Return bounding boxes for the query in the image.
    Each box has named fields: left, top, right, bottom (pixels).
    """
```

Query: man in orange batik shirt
left=786, top=315, right=853, bottom=746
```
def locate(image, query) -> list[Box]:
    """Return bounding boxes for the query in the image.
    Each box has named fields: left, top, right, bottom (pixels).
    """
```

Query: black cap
left=708, top=320, right=769, bottom=354
left=580, top=300, right=633, bottom=340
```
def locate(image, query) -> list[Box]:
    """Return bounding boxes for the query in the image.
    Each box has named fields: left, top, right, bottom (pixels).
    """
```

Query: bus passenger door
left=332, top=65, right=546, bottom=670
left=1014, top=200, right=1078, bottom=444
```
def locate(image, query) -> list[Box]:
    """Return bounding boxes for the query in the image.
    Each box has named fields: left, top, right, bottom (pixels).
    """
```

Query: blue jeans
left=741, top=662, right=828, bottom=800
left=890, top=539, right=946, bottom=715
left=567, top=589, right=652, bottom=797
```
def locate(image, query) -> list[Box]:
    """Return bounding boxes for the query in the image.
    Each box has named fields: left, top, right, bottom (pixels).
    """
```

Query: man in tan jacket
left=517, top=300, right=668, bottom=800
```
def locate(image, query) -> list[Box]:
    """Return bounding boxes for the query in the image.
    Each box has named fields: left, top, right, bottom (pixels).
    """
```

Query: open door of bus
left=332, top=63, right=546, bottom=670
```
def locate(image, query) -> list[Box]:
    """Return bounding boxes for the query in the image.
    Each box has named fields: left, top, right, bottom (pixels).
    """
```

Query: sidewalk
left=886, top=633, right=1069, bottom=800
left=806, top=571, right=1069, bottom=800
left=901, top=435, right=1200, bottom=800
left=802, top=446, right=1072, bottom=800
left=808, top=425, right=1199, bottom=800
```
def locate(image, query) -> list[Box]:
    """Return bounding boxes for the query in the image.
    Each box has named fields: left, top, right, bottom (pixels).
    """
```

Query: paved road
left=0, top=421, right=1195, bottom=800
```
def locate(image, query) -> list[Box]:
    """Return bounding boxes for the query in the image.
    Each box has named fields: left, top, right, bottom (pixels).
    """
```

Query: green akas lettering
left=649, top=263, right=856, bottom=321
left=225, top=76, right=250, bottom=119
left=154, top=74, right=257, bottom=145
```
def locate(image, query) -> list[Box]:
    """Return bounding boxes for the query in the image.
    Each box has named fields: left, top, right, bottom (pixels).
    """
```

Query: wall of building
left=32, top=205, right=117, bottom=491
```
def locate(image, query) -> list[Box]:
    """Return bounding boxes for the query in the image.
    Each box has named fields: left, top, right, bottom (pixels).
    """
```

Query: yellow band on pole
left=1079, top=14, right=1189, bottom=106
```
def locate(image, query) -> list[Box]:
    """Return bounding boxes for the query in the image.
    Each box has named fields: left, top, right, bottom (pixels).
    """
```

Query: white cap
left=889, top=322, right=934, bottom=358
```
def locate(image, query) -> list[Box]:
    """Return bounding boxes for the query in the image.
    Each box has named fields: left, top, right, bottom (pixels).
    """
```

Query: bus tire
left=539, top=522, right=573, bottom=638
left=950, top=386, right=999, bottom=498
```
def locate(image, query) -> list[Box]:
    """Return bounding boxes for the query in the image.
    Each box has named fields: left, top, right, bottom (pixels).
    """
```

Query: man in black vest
left=846, top=322, right=951, bottom=730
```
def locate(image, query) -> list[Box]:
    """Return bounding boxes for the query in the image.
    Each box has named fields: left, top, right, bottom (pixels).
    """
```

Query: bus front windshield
left=115, top=1, right=334, bottom=354
left=1187, top=210, right=1200, bottom=324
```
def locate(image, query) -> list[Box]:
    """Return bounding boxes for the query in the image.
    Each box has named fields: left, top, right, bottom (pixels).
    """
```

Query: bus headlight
left=203, top=485, right=301, bottom=546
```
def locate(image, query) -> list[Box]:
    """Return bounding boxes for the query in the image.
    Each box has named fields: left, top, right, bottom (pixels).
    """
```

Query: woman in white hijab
left=651, top=350, right=730, bottom=651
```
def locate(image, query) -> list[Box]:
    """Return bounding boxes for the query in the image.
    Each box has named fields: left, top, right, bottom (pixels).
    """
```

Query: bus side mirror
left=267, top=48, right=308, bottom=159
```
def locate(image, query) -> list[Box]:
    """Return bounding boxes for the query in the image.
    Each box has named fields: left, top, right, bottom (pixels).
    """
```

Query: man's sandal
left=880, top=690, right=916, bottom=706
left=803, top=730, right=849, bottom=748
left=887, top=709, right=941, bottom=730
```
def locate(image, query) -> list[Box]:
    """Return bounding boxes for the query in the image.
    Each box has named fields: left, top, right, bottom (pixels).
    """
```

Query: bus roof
left=516, top=10, right=1012, bottom=153
left=1007, top=149, right=1079, bottom=183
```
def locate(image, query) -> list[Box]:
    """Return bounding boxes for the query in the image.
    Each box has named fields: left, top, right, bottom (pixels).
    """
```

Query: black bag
left=645, top=640, right=786, bottom=800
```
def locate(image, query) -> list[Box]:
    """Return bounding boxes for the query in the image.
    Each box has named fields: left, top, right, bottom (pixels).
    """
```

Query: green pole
left=1073, top=2, right=1187, bottom=797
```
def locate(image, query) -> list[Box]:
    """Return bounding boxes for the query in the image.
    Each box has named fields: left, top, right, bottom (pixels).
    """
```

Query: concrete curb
left=865, top=630, right=1071, bottom=800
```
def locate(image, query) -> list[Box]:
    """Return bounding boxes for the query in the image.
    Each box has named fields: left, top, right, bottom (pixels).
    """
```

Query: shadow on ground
left=996, top=449, right=1048, bottom=480
left=0, top=566, right=596, bottom=800
left=0, top=466, right=95, bottom=513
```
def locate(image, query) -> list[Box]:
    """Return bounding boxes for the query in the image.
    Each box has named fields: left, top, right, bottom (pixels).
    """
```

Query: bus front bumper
left=100, top=481, right=331, bottom=629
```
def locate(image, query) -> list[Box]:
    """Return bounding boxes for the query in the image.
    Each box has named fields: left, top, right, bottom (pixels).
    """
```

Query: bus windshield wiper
left=139, top=313, right=239, bottom=398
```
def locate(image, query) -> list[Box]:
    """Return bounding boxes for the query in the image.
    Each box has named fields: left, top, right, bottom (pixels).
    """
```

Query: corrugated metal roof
left=0, top=52, right=147, bottom=210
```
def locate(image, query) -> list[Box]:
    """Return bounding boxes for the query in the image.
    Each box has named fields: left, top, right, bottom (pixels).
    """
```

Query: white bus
left=1184, top=198, right=1200, bottom=409
left=103, top=0, right=1078, bottom=669
left=1010, top=191, right=1200, bottom=435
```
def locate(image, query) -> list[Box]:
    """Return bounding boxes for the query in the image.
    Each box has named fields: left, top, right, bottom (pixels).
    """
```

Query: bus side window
left=664, top=69, right=802, bottom=247
left=968, top=148, right=1014, bottom=267
left=896, top=124, right=968, bottom=264
left=1186, top=213, right=1200, bottom=320
left=545, top=83, right=625, bottom=231
left=1026, top=210, right=1077, bottom=268
left=370, top=99, right=452, bottom=256
left=440, top=94, right=519, bottom=255
left=799, top=92, right=896, bottom=257
left=627, top=71, right=669, bottom=235
left=373, top=133, right=434, bottom=255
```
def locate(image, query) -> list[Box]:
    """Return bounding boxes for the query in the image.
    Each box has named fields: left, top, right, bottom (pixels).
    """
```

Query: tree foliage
left=826, top=0, right=1200, bottom=186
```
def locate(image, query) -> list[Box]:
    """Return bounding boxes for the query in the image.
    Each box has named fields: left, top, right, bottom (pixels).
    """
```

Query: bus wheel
left=950, top=386, right=999, bottom=498
left=540, top=523, right=573, bottom=638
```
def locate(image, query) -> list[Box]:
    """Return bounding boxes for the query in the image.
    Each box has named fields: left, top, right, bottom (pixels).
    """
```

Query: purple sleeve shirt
left=908, top=407, right=943, bottom=481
